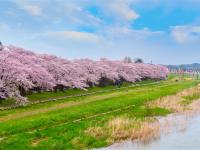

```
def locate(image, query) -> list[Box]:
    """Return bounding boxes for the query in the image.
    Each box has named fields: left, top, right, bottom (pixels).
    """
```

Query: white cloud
left=12, top=0, right=139, bottom=27
left=105, top=0, right=139, bottom=21
left=14, top=1, right=103, bottom=28
left=98, top=26, right=164, bottom=43
left=36, top=26, right=163, bottom=45
left=171, top=25, right=200, bottom=43
left=44, top=31, right=101, bottom=42
left=15, top=0, right=42, bottom=16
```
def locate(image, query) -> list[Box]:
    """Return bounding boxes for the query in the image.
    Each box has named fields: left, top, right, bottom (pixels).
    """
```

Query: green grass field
left=0, top=77, right=199, bottom=150
left=0, top=80, right=155, bottom=107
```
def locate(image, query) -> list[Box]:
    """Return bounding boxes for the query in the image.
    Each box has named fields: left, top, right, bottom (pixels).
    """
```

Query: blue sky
left=1, top=0, right=200, bottom=64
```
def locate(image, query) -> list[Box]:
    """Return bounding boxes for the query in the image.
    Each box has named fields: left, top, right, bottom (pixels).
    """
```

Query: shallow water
left=99, top=115, right=200, bottom=150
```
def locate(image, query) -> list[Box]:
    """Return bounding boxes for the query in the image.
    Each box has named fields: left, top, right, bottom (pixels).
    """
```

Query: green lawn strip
left=0, top=107, right=170, bottom=150
left=0, top=80, right=173, bottom=117
left=27, top=80, right=154, bottom=101
left=0, top=80, right=160, bottom=110
left=0, top=73, right=181, bottom=108
left=0, top=80, right=197, bottom=137
left=0, top=81, right=184, bottom=120
left=28, top=81, right=161, bottom=103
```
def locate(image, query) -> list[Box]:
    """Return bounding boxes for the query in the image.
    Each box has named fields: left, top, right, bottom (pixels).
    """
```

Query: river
left=99, top=114, right=200, bottom=150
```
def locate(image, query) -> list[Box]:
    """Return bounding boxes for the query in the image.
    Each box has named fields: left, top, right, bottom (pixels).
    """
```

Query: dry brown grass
left=185, top=100, right=200, bottom=115
left=107, top=117, right=137, bottom=141
left=177, top=85, right=200, bottom=97
left=31, top=137, right=48, bottom=147
left=130, top=121, right=160, bottom=143
left=185, top=78, right=193, bottom=81
left=71, top=137, right=85, bottom=149
left=147, top=84, right=200, bottom=113
left=85, top=126, right=104, bottom=138
left=85, top=117, right=160, bottom=145
left=147, top=95, right=184, bottom=112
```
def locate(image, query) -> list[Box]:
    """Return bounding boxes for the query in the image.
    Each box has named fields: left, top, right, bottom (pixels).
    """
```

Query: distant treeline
left=168, top=63, right=200, bottom=71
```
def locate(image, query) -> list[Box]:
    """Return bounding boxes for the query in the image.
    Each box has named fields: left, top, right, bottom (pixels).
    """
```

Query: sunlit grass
left=0, top=79, right=199, bottom=150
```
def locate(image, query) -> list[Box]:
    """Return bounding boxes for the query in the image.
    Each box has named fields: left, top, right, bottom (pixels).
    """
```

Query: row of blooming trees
left=0, top=45, right=169, bottom=105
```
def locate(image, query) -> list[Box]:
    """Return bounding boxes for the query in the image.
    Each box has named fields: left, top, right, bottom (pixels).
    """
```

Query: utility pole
left=0, top=41, right=3, bottom=51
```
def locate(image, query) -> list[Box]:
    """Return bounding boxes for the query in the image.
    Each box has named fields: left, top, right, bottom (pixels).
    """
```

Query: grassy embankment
left=0, top=76, right=199, bottom=149
left=0, top=80, right=154, bottom=107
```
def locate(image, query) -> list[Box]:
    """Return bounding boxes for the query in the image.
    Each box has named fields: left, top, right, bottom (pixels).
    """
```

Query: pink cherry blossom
left=0, top=45, right=168, bottom=105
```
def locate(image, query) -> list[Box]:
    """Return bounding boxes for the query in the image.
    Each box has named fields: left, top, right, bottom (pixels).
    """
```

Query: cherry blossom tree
left=0, top=45, right=169, bottom=105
